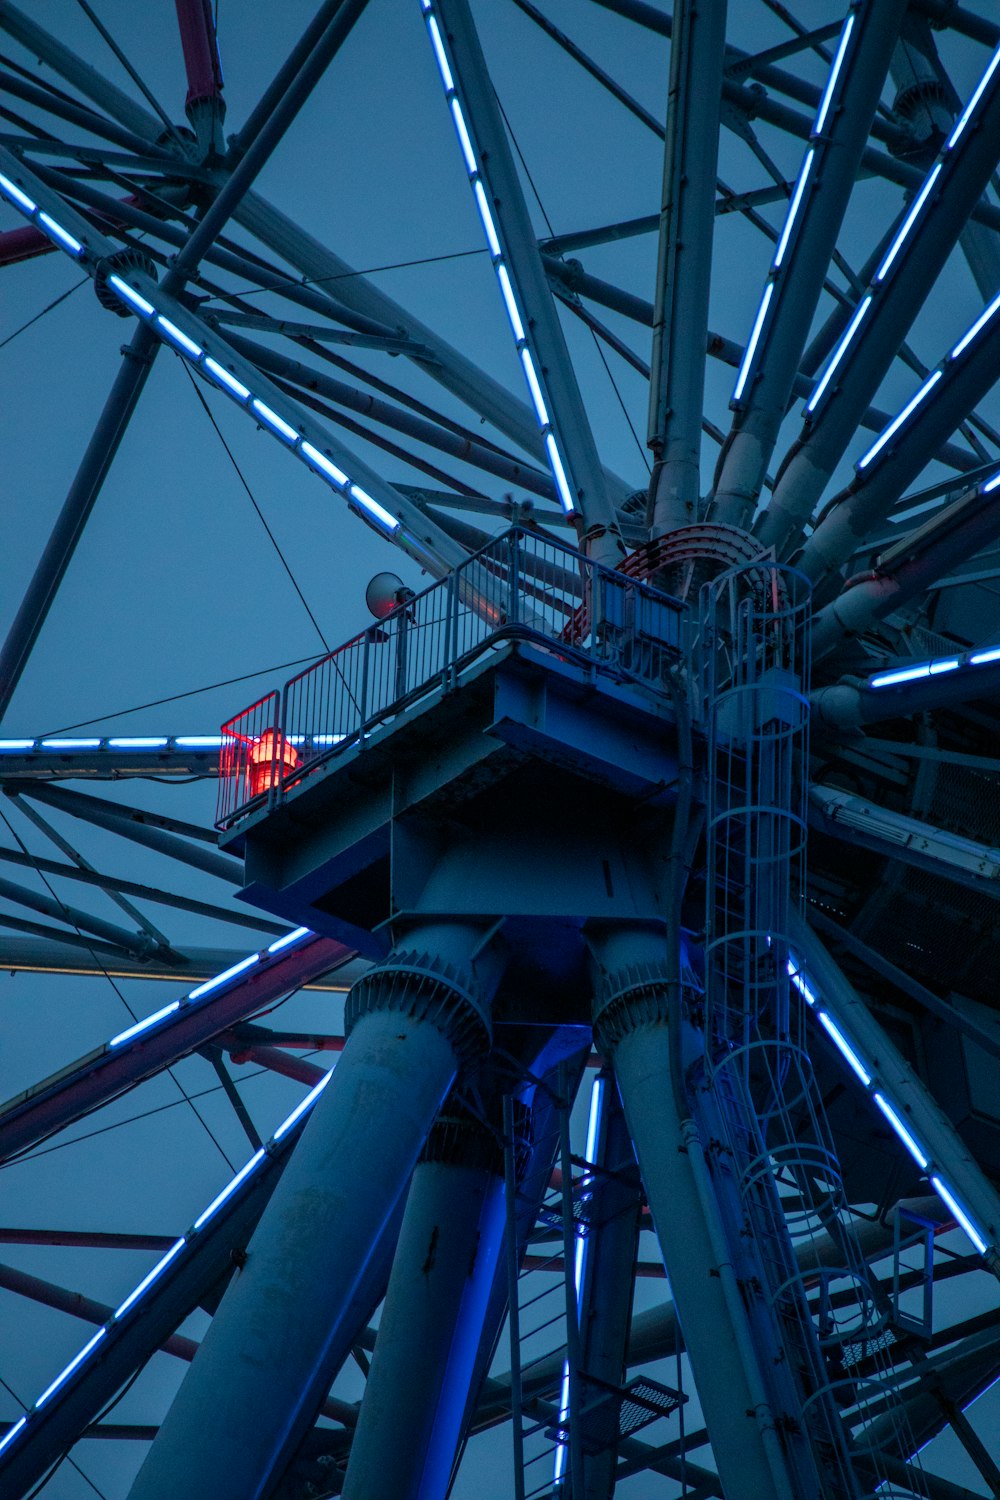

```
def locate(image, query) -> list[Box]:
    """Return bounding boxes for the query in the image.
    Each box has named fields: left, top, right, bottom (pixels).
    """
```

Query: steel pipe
left=128, top=925, right=498, bottom=1500
left=341, top=1112, right=505, bottom=1500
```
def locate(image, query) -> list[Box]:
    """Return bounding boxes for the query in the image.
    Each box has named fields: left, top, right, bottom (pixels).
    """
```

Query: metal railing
left=218, top=527, right=686, bottom=829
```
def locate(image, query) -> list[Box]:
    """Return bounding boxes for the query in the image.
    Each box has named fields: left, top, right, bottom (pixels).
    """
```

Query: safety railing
left=218, top=527, right=686, bottom=829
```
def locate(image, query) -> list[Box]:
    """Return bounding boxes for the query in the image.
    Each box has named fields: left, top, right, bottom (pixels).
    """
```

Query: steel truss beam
left=541, top=254, right=983, bottom=476
left=218, top=330, right=559, bottom=505
left=0, top=841, right=284, bottom=935
left=425, top=0, right=623, bottom=559
left=8, top=782, right=243, bottom=882
left=813, top=479, right=1000, bottom=658
left=812, top=653, right=1000, bottom=731
left=0, top=869, right=176, bottom=961
left=0, top=155, right=470, bottom=581
left=0, top=933, right=352, bottom=1163
left=647, top=0, right=727, bottom=535
left=758, top=42, right=1000, bottom=555
left=0, top=933, right=354, bottom=984
left=790, top=914, right=1000, bottom=1280
left=0, top=321, right=159, bottom=725
left=809, top=784, right=1000, bottom=899
left=800, top=307, right=1000, bottom=589
left=0, top=1095, right=388, bottom=1499
left=711, top=0, right=907, bottom=530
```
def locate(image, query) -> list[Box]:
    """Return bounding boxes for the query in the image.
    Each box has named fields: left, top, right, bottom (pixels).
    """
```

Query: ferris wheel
left=2, top=2, right=1000, bottom=1497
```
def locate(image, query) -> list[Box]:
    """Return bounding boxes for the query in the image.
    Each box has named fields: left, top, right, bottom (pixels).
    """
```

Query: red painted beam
left=0, top=225, right=55, bottom=267
left=175, top=0, right=224, bottom=107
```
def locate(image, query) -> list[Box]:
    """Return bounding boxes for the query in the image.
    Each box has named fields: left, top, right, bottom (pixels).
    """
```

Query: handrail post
left=360, top=627, right=371, bottom=737
left=508, top=529, right=520, bottom=627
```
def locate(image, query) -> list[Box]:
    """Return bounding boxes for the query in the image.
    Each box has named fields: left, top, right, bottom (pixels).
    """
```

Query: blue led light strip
left=0, top=152, right=408, bottom=542
left=105, top=274, right=402, bottom=535
left=553, top=1075, right=604, bottom=1486
left=106, top=927, right=313, bottom=1049
left=785, top=950, right=989, bottom=1257
left=0, top=1067, right=335, bottom=1461
left=0, top=170, right=84, bottom=256
left=857, top=270, right=1000, bottom=472
left=0, top=734, right=346, bottom=755
left=418, top=0, right=577, bottom=516
left=866, top=638, right=1000, bottom=691
left=805, top=38, right=1000, bottom=424
left=731, top=7, right=856, bottom=408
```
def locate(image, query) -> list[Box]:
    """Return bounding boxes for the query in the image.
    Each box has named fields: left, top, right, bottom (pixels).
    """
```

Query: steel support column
left=127, top=924, right=501, bottom=1500
left=647, top=0, right=727, bottom=535
left=0, top=321, right=159, bottom=725
left=591, top=928, right=800, bottom=1500
left=341, top=1107, right=505, bottom=1500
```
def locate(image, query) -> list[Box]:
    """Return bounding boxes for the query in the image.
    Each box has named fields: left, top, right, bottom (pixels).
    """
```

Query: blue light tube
left=733, top=282, right=774, bottom=403
left=873, top=1092, right=928, bottom=1169
left=931, top=1175, right=988, bottom=1254
left=553, top=1075, right=605, bottom=1487
left=930, top=657, right=960, bottom=675
left=806, top=294, right=872, bottom=414
left=301, top=441, right=348, bottom=487
left=108, top=737, right=169, bottom=748
left=156, top=315, right=202, bottom=359
left=970, top=644, right=1000, bottom=665
left=109, top=1000, right=181, bottom=1048
left=817, top=1011, right=872, bottom=1086
left=949, top=289, right=1000, bottom=361
left=450, top=98, right=477, bottom=174
left=420, top=0, right=580, bottom=521
left=37, top=213, right=83, bottom=256
left=193, top=1148, right=266, bottom=1231
left=273, top=1068, right=334, bottom=1141
left=520, top=348, right=550, bottom=426
left=251, top=398, right=298, bottom=443
left=857, top=369, right=942, bottom=470
left=204, top=356, right=250, bottom=401
left=113, top=1238, right=186, bottom=1319
left=35, top=1329, right=107, bottom=1409
left=107, top=275, right=154, bottom=317
left=312, top=733, right=344, bottom=745
left=1, top=1070, right=342, bottom=1461
left=545, top=434, right=576, bottom=514
left=876, top=164, right=941, bottom=283
left=773, top=150, right=814, bottom=270
left=39, top=738, right=101, bottom=749
left=786, top=957, right=817, bottom=1006
left=946, top=44, right=1000, bottom=151
left=473, top=181, right=502, bottom=258
left=188, top=952, right=259, bottom=1001
left=0, top=740, right=35, bottom=751
left=175, top=735, right=223, bottom=747
left=0, top=1417, right=27, bottom=1456
left=0, top=171, right=36, bottom=212
left=427, top=14, right=454, bottom=91
left=496, top=263, right=525, bottom=341
left=266, top=926, right=312, bottom=955
left=870, top=662, right=931, bottom=688
left=813, top=13, right=855, bottom=136
left=349, top=483, right=400, bottom=532
left=983, top=472, right=1000, bottom=495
